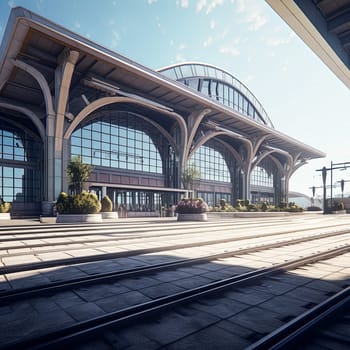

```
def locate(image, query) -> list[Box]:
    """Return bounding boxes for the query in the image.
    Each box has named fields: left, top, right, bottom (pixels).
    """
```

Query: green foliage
left=101, top=195, right=113, bottom=212
left=219, top=198, right=226, bottom=210
left=307, top=206, right=322, bottom=211
left=335, top=201, right=345, bottom=211
left=66, top=156, right=92, bottom=195
left=56, top=191, right=101, bottom=214
left=182, top=163, right=201, bottom=191
left=261, top=202, right=269, bottom=212
left=176, top=198, right=208, bottom=214
left=0, top=197, right=11, bottom=213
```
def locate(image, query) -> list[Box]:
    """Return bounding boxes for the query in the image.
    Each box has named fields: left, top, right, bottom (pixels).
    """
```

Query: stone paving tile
left=119, top=276, right=162, bottom=290
left=153, top=269, right=193, bottom=283
left=65, top=248, right=104, bottom=257
left=0, top=275, right=11, bottom=292
left=190, top=296, right=250, bottom=319
left=1, top=254, right=42, bottom=265
left=35, top=252, right=73, bottom=261
left=50, top=290, right=85, bottom=308
left=74, top=283, right=130, bottom=302
left=225, top=287, right=273, bottom=306
left=134, top=308, right=220, bottom=346
left=0, top=308, right=76, bottom=347
left=96, top=290, right=152, bottom=313
left=171, top=275, right=213, bottom=289
left=163, top=323, right=251, bottom=350
left=65, top=302, right=106, bottom=322
left=141, top=282, right=186, bottom=299
left=304, top=278, right=344, bottom=293
left=283, top=286, right=328, bottom=304
left=75, top=260, right=122, bottom=274
left=29, top=296, right=61, bottom=313
left=269, top=272, right=312, bottom=286
left=227, top=306, right=284, bottom=334
left=7, top=274, right=51, bottom=289
left=176, top=266, right=214, bottom=276
left=75, top=339, right=113, bottom=350
left=103, top=328, right=161, bottom=350
left=42, top=266, right=88, bottom=282
left=258, top=294, right=308, bottom=319
left=217, top=319, right=258, bottom=341
left=251, top=278, right=297, bottom=296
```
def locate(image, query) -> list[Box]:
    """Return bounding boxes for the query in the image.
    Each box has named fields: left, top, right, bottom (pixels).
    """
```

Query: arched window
left=250, top=166, right=274, bottom=187
left=71, top=111, right=164, bottom=174
left=191, top=144, right=231, bottom=182
left=0, top=123, right=41, bottom=202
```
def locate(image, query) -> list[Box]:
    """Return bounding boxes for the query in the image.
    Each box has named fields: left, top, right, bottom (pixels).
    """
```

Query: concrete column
left=54, top=49, right=79, bottom=199
left=102, top=186, right=107, bottom=198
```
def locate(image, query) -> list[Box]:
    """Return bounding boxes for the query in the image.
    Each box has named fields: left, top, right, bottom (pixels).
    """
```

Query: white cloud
left=148, top=0, right=157, bottom=4
left=203, top=35, right=213, bottom=47
left=74, top=21, right=81, bottom=29
left=266, top=32, right=295, bottom=46
left=236, top=0, right=268, bottom=31
left=243, top=75, right=254, bottom=84
left=206, top=0, right=224, bottom=14
left=110, top=30, right=120, bottom=49
left=176, top=53, right=186, bottom=62
left=210, top=20, right=216, bottom=30
left=196, top=0, right=224, bottom=14
left=196, top=0, right=207, bottom=12
left=8, top=0, right=16, bottom=8
left=176, top=0, right=189, bottom=8
left=178, top=42, right=187, bottom=50
left=219, top=46, right=240, bottom=56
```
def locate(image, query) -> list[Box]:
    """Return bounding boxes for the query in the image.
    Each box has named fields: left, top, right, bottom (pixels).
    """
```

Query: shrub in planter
left=101, top=195, right=113, bottom=212
left=0, top=198, right=11, bottom=213
left=307, top=206, right=322, bottom=211
left=219, top=198, right=227, bottom=210
left=176, top=198, right=208, bottom=214
left=56, top=191, right=101, bottom=214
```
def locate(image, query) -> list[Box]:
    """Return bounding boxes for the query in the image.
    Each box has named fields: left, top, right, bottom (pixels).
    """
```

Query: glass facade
left=159, top=63, right=274, bottom=128
left=71, top=111, right=164, bottom=174
left=192, top=144, right=231, bottom=182
left=250, top=166, right=274, bottom=187
left=197, top=191, right=231, bottom=207
left=0, top=124, right=41, bottom=202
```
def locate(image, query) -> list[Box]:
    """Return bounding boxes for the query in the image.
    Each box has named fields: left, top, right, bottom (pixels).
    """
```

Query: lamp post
left=322, top=166, right=327, bottom=214
left=317, top=162, right=350, bottom=214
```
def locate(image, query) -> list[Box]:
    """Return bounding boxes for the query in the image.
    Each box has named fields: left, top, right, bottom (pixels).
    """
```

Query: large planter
left=101, top=211, right=119, bottom=220
left=177, top=213, right=208, bottom=221
left=0, top=213, right=11, bottom=220
left=56, top=213, right=102, bottom=223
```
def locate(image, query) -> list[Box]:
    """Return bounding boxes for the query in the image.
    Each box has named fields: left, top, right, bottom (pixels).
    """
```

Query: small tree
left=182, top=162, right=201, bottom=197
left=66, top=156, right=92, bottom=195
left=101, top=195, right=113, bottom=212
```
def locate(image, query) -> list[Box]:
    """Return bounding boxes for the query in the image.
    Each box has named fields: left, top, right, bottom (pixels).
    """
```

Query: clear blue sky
left=1, top=0, right=349, bottom=198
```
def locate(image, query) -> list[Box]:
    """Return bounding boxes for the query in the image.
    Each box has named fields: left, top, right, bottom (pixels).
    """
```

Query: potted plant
left=176, top=198, right=208, bottom=221
left=101, top=195, right=118, bottom=220
left=0, top=197, right=11, bottom=220
left=56, top=191, right=102, bottom=223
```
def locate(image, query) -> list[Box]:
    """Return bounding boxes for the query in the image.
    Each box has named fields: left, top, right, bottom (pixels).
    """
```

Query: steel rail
left=246, top=286, right=350, bottom=350
left=3, top=245, right=349, bottom=350
left=1, top=228, right=349, bottom=303
left=1, top=223, right=350, bottom=275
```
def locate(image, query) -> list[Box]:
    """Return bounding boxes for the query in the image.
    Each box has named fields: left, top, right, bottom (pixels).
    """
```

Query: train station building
left=0, top=7, right=325, bottom=217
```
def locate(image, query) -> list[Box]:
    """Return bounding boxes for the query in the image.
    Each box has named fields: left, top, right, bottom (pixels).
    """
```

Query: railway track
left=247, top=286, right=350, bottom=349
left=1, top=216, right=349, bottom=349
left=1, top=228, right=349, bottom=302
left=1, top=246, right=349, bottom=349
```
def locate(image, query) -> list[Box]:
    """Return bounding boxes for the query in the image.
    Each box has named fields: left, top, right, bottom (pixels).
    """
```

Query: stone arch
left=0, top=102, right=45, bottom=141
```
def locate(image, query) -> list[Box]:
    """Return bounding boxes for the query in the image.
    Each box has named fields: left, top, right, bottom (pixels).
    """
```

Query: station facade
left=0, top=7, right=325, bottom=217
